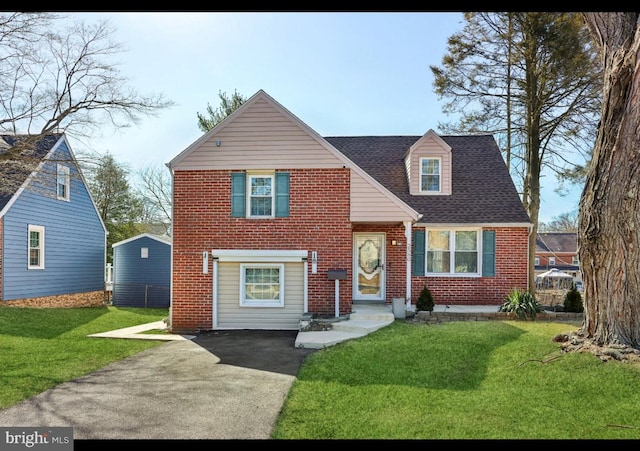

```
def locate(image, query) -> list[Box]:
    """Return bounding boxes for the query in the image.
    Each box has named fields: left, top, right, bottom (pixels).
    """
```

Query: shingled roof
left=325, top=135, right=531, bottom=224
left=0, top=133, right=63, bottom=213
left=536, top=232, right=577, bottom=253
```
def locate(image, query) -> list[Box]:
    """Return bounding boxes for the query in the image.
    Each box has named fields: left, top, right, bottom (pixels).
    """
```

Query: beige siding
left=407, top=135, right=452, bottom=195
left=216, top=261, right=304, bottom=330
left=351, top=171, right=415, bottom=222
left=173, top=98, right=344, bottom=170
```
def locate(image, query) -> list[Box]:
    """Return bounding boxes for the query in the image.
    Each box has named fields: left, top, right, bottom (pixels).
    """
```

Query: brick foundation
left=1, top=291, right=106, bottom=308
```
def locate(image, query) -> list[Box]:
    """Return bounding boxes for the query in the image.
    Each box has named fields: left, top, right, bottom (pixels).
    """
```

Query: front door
left=353, top=233, right=385, bottom=301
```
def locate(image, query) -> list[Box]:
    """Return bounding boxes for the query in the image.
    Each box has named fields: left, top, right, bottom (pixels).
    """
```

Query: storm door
left=353, top=233, right=385, bottom=301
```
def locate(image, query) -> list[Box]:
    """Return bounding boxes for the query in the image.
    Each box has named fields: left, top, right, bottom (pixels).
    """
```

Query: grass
left=0, top=305, right=168, bottom=409
left=273, top=320, right=640, bottom=440
left=3, top=306, right=640, bottom=439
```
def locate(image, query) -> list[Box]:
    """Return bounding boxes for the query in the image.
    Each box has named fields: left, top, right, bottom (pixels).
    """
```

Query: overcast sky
left=64, top=11, right=582, bottom=223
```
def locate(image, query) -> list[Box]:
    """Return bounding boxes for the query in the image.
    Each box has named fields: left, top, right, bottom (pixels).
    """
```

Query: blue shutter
left=412, top=229, right=425, bottom=276
left=482, top=230, right=496, bottom=277
left=231, top=172, right=246, bottom=217
left=275, top=172, right=290, bottom=217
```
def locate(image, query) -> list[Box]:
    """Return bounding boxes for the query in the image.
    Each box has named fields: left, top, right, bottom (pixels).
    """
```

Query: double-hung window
left=231, top=171, right=290, bottom=218
left=240, top=264, right=284, bottom=307
left=248, top=174, right=274, bottom=217
left=28, top=225, right=45, bottom=269
left=420, top=157, right=441, bottom=192
left=426, top=229, right=479, bottom=275
left=56, top=164, right=70, bottom=201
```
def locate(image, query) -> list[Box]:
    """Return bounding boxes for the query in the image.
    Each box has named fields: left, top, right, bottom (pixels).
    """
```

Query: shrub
left=564, top=283, right=584, bottom=313
left=500, top=288, right=542, bottom=319
left=416, top=285, right=435, bottom=312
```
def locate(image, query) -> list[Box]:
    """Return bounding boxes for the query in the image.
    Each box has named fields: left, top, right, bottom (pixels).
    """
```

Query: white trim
left=404, top=221, right=412, bottom=308
left=168, top=89, right=420, bottom=222
left=212, top=249, right=308, bottom=262
left=212, top=257, right=218, bottom=329
left=56, top=164, right=70, bottom=201
left=416, top=222, right=532, bottom=228
left=112, top=232, right=172, bottom=248
left=27, top=224, right=45, bottom=269
left=425, top=227, right=481, bottom=276
left=303, top=258, right=309, bottom=313
left=419, top=156, right=442, bottom=194
left=247, top=173, right=275, bottom=218
left=240, top=263, right=285, bottom=307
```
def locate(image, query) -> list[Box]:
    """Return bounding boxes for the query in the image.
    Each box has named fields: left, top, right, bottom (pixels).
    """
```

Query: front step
left=294, top=304, right=395, bottom=349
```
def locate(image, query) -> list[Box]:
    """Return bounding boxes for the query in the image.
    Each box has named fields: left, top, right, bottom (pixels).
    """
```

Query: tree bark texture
left=579, top=12, right=640, bottom=347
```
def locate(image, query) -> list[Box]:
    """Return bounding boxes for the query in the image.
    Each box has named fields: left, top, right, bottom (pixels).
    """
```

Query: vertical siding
left=112, top=236, right=171, bottom=308
left=2, top=142, right=105, bottom=301
left=217, top=262, right=304, bottom=330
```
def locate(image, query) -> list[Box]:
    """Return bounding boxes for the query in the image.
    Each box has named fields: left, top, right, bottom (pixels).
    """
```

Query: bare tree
left=136, top=164, right=172, bottom=236
left=538, top=210, right=578, bottom=232
left=0, top=12, right=173, bottom=196
left=575, top=12, right=640, bottom=351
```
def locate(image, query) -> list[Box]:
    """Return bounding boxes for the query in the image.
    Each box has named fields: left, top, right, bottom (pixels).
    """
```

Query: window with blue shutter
left=275, top=172, right=290, bottom=217
left=412, top=229, right=425, bottom=276
left=231, top=172, right=246, bottom=217
left=482, top=230, right=496, bottom=277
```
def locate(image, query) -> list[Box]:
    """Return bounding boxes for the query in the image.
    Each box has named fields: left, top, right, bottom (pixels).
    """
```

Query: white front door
left=353, top=233, right=385, bottom=301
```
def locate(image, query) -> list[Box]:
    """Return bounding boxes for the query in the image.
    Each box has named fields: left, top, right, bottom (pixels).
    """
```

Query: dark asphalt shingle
left=325, top=134, right=531, bottom=224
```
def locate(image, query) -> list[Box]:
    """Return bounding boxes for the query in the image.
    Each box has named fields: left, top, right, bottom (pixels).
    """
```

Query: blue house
left=112, top=233, right=171, bottom=308
left=0, top=133, right=107, bottom=307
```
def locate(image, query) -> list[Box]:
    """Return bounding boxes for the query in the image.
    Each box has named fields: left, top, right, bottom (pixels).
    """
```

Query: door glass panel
left=356, top=235, right=384, bottom=299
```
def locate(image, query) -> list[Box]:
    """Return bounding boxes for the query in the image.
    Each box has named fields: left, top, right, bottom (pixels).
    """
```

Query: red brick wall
left=536, top=253, right=576, bottom=266
left=411, top=227, right=529, bottom=306
left=171, top=168, right=352, bottom=333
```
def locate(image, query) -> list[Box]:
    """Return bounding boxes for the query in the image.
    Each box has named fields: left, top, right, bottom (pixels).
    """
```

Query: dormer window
left=420, top=157, right=441, bottom=193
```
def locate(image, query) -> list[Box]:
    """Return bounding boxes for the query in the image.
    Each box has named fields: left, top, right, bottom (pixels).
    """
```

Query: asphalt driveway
left=0, top=330, right=315, bottom=440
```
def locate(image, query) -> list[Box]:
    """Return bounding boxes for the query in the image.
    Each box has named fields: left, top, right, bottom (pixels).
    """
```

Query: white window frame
left=425, top=228, right=480, bottom=277
left=247, top=173, right=275, bottom=218
left=572, top=256, right=579, bottom=265
left=419, top=157, right=441, bottom=193
left=534, top=256, right=540, bottom=266
left=28, top=225, right=45, bottom=269
left=239, top=263, right=285, bottom=307
left=141, top=247, right=149, bottom=258
left=549, top=257, right=556, bottom=266
left=56, top=164, right=70, bottom=201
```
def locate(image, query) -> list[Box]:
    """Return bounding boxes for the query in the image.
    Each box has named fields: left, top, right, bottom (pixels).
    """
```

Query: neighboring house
left=167, top=90, right=532, bottom=334
left=535, top=232, right=581, bottom=283
left=112, top=233, right=171, bottom=308
left=0, top=133, right=107, bottom=307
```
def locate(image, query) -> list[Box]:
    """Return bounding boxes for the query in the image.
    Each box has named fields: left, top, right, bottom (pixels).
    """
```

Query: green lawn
left=273, top=320, right=640, bottom=440
left=0, top=305, right=168, bottom=409
left=2, top=306, right=639, bottom=439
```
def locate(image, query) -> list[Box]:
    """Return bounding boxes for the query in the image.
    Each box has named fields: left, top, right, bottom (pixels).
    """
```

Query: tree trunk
left=579, top=12, right=640, bottom=348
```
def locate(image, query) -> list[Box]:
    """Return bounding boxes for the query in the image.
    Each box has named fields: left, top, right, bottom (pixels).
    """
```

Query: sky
left=63, top=11, right=582, bottom=224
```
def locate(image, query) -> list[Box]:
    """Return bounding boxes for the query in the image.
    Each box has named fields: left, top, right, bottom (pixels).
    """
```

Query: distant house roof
left=112, top=233, right=172, bottom=248
left=0, top=133, right=64, bottom=213
left=325, top=135, right=531, bottom=224
left=536, top=232, right=577, bottom=253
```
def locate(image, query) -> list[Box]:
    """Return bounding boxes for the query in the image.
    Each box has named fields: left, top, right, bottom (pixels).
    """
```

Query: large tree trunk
left=579, top=13, right=640, bottom=348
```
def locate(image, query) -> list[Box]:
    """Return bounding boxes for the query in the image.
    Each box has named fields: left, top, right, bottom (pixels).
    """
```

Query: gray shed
left=111, top=233, right=171, bottom=308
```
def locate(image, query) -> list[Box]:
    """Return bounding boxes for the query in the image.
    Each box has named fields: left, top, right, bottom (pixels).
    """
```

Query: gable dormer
left=404, top=129, right=452, bottom=196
